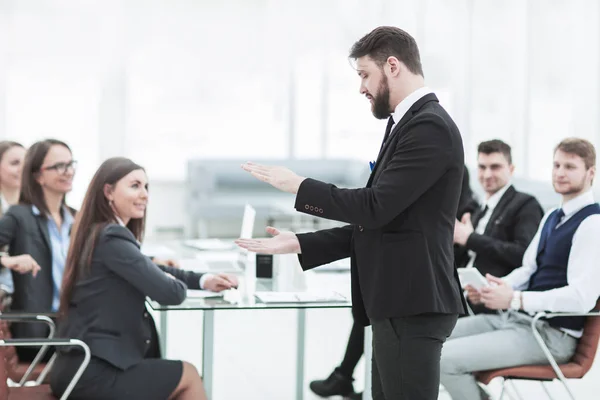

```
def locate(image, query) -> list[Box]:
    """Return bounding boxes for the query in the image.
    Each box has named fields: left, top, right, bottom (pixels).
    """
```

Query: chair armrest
left=0, top=312, right=58, bottom=319
left=0, top=314, right=55, bottom=332
left=533, top=311, right=600, bottom=321
left=0, top=338, right=90, bottom=400
left=0, top=314, right=56, bottom=385
left=529, top=310, right=600, bottom=382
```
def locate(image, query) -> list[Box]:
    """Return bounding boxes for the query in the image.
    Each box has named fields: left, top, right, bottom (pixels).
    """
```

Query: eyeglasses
left=40, top=160, right=77, bottom=175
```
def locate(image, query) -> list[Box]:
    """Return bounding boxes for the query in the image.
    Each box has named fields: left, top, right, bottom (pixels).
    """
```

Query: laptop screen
left=237, top=204, right=256, bottom=266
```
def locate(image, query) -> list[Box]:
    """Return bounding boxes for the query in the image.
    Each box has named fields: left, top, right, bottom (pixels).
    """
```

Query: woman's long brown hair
left=59, top=157, right=146, bottom=316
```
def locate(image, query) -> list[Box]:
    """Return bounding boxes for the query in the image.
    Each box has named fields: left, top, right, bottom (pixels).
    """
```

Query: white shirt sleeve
left=503, top=210, right=553, bottom=290
left=521, top=214, right=600, bottom=313
left=199, top=273, right=214, bottom=290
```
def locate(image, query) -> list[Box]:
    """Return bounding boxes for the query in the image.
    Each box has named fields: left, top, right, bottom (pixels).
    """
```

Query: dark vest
left=528, top=203, right=600, bottom=330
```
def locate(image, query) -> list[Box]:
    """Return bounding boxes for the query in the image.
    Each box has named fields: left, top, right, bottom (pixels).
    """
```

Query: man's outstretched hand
left=241, top=162, right=306, bottom=194
left=235, top=227, right=301, bottom=254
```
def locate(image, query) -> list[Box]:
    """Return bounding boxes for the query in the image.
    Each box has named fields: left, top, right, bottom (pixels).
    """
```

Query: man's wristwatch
left=510, top=290, right=522, bottom=310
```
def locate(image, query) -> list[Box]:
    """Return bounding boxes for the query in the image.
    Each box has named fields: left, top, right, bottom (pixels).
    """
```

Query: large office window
left=0, top=0, right=599, bottom=188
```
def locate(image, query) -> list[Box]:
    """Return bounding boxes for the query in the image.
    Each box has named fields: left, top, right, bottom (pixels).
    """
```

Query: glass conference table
left=146, top=272, right=355, bottom=400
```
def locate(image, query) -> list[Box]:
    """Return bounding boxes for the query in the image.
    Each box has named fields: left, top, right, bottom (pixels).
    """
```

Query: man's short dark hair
left=478, top=140, right=512, bottom=164
left=349, top=26, right=423, bottom=76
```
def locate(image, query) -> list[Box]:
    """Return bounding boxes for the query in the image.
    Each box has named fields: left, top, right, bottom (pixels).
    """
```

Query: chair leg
left=34, top=352, right=57, bottom=385
left=477, top=381, right=494, bottom=400
left=497, top=379, right=507, bottom=400
left=505, top=380, right=525, bottom=400
left=540, top=381, right=557, bottom=400
left=556, top=377, right=577, bottom=400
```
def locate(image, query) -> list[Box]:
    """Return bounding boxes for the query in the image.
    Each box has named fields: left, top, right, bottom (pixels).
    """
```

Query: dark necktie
left=548, top=208, right=565, bottom=231
left=536, top=208, right=565, bottom=258
left=472, top=205, right=489, bottom=230
left=380, top=116, right=395, bottom=150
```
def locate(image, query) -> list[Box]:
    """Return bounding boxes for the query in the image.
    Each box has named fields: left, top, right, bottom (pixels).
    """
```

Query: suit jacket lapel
left=483, top=186, right=516, bottom=235
left=367, top=93, right=439, bottom=187
left=34, top=213, right=52, bottom=252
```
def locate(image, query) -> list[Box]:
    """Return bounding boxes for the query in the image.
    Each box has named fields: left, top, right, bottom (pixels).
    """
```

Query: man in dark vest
left=440, top=138, right=600, bottom=400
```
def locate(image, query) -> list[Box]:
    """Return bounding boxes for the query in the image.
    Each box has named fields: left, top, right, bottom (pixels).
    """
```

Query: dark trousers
left=371, top=313, right=458, bottom=400
left=338, top=320, right=365, bottom=378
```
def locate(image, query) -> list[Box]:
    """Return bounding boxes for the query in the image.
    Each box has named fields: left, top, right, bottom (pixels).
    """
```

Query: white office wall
left=0, top=0, right=599, bottom=206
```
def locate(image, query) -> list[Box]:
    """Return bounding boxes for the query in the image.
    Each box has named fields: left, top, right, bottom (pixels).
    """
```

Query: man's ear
left=386, top=56, right=402, bottom=77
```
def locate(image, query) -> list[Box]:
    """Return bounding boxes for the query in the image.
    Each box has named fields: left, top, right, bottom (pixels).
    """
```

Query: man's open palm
left=235, top=227, right=301, bottom=254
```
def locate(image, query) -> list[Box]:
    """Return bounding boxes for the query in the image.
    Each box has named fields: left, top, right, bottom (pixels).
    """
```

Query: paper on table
left=187, top=290, right=224, bottom=299
left=254, top=291, right=347, bottom=303
left=184, top=239, right=235, bottom=251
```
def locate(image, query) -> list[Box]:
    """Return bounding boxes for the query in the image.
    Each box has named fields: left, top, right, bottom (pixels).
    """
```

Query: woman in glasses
left=0, top=141, right=26, bottom=308
left=0, top=138, right=76, bottom=361
left=50, top=157, right=232, bottom=399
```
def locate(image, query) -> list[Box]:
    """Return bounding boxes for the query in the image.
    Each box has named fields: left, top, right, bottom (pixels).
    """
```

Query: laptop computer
left=192, top=204, right=256, bottom=272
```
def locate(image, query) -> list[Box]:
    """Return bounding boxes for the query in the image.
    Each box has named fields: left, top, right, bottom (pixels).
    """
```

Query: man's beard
left=371, top=75, right=391, bottom=120
left=555, top=176, right=587, bottom=196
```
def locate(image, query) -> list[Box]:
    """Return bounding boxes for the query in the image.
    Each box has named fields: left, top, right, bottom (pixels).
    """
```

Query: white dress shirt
left=504, top=190, right=600, bottom=337
left=390, top=86, right=433, bottom=129
left=465, top=183, right=512, bottom=269
left=0, top=195, right=9, bottom=214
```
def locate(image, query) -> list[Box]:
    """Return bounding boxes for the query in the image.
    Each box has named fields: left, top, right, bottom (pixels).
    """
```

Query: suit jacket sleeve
left=156, top=264, right=203, bottom=290
left=296, top=225, right=353, bottom=270
left=453, top=244, right=470, bottom=268
left=0, top=210, right=18, bottom=248
left=294, top=114, right=453, bottom=228
left=465, top=198, right=543, bottom=268
left=98, top=225, right=187, bottom=305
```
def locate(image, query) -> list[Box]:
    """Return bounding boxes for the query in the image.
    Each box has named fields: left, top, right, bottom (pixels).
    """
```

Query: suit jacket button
left=310, top=206, right=314, bottom=211
left=305, top=205, right=309, bottom=210
left=359, top=225, right=364, bottom=231
left=143, top=312, right=149, bottom=318
left=145, top=339, right=151, bottom=344
left=319, top=208, right=323, bottom=213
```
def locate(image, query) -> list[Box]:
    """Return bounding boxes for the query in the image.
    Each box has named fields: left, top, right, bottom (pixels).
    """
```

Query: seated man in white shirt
left=440, top=137, right=600, bottom=400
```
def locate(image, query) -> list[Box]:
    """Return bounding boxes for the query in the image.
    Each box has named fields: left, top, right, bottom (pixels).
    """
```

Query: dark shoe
left=309, top=368, right=354, bottom=397
left=346, top=392, right=362, bottom=400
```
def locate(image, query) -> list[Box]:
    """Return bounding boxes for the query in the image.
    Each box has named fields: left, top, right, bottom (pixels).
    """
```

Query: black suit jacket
left=56, top=224, right=202, bottom=370
left=295, top=93, right=467, bottom=326
left=458, top=167, right=479, bottom=218
left=455, top=185, right=543, bottom=278
left=0, top=204, right=76, bottom=340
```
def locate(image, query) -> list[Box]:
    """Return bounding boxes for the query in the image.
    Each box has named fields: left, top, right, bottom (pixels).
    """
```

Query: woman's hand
left=1, top=255, right=41, bottom=277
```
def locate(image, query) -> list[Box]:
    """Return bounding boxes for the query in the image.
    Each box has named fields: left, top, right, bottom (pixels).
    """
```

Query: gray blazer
left=0, top=204, right=72, bottom=340
left=57, top=224, right=202, bottom=370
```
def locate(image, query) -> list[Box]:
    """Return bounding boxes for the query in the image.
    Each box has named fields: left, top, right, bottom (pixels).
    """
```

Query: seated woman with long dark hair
left=51, top=157, right=237, bottom=399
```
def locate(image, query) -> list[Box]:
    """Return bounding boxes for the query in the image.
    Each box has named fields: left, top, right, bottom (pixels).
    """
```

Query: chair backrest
left=0, top=316, right=21, bottom=382
left=0, top=323, right=9, bottom=400
left=570, top=298, right=600, bottom=373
